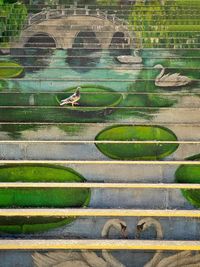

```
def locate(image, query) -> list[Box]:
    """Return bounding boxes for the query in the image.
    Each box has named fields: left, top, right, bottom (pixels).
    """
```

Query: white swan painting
left=32, top=217, right=200, bottom=267
left=136, top=217, right=200, bottom=267
left=117, top=50, right=142, bottom=64
left=154, top=64, right=192, bottom=87
left=32, top=219, right=127, bottom=267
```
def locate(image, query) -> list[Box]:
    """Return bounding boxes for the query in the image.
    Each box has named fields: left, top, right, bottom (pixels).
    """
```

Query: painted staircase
left=0, top=1, right=200, bottom=266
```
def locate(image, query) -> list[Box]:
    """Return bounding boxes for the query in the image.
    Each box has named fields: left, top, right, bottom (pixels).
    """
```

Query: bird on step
left=60, top=87, right=81, bottom=106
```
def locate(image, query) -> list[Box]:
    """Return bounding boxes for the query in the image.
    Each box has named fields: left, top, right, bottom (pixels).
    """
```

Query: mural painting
left=0, top=164, right=90, bottom=233
left=176, top=153, right=200, bottom=209
left=95, top=125, right=179, bottom=160
left=0, top=0, right=200, bottom=266
left=33, top=218, right=200, bottom=266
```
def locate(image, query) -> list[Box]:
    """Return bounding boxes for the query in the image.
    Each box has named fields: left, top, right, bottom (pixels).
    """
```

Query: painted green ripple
left=0, top=164, right=90, bottom=234
left=95, top=125, right=179, bottom=160
left=175, top=153, right=200, bottom=208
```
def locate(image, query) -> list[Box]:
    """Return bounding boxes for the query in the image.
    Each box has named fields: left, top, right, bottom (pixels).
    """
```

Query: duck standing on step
left=60, top=87, right=81, bottom=107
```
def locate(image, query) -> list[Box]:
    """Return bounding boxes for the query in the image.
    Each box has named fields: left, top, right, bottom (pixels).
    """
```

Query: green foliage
left=0, top=3, right=27, bottom=45
left=128, top=0, right=200, bottom=48
left=96, top=0, right=120, bottom=6
left=174, top=0, right=200, bottom=6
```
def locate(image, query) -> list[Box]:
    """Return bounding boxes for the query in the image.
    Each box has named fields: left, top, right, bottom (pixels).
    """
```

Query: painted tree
left=0, top=2, right=27, bottom=45
left=128, top=0, right=200, bottom=48
left=96, top=0, right=120, bottom=6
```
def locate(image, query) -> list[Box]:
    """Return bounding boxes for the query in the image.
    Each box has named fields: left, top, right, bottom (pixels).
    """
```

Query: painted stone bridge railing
left=27, top=5, right=128, bottom=29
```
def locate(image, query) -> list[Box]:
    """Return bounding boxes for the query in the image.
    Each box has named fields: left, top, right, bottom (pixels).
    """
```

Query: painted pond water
left=0, top=48, right=199, bottom=123
left=1, top=48, right=199, bottom=92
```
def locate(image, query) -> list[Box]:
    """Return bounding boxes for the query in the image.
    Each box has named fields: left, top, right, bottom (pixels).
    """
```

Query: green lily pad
left=0, top=61, right=24, bottom=78
left=175, top=153, right=200, bottom=208
left=55, top=85, right=122, bottom=112
left=95, top=125, right=179, bottom=160
left=0, top=164, right=90, bottom=234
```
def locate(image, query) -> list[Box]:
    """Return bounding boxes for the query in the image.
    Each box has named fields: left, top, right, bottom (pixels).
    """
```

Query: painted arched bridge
left=13, top=6, right=137, bottom=49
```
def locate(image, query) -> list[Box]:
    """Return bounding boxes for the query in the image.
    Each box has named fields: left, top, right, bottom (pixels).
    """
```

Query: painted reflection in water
left=11, top=48, right=54, bottom=73
left=66, top=31, right=102, bottom=73
left=10, top=33, right=56, bottom=73
left=67, top=48, right=102, bottom=73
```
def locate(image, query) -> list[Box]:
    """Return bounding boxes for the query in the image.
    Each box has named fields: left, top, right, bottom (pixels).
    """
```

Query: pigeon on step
left=60, top=87, right=81, bottom=107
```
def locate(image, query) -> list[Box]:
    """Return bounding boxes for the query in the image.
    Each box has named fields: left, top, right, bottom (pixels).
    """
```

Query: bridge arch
left=72, top=30, right=101, bottom=49
left=110, top=31, right=130, bottom=49
left=24, top=32, right=57, bottom=48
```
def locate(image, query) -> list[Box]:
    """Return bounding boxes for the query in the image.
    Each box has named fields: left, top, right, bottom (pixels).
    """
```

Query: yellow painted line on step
left=0, top=208, right=200, bottom=217
left=0, top=122, right=198, bottom=126
left=0, top=239, right=200, bottom=251
left=0, top=182, right=199, bottom=189
left=0, top=160, right=199, bottom=165
left=0, top=140, right=199, bottom=144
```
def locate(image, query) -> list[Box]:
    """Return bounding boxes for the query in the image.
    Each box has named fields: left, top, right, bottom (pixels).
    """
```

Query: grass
left=95, top=125, right=179, bottom=160
left=0, top=164, right=90, bottom=233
